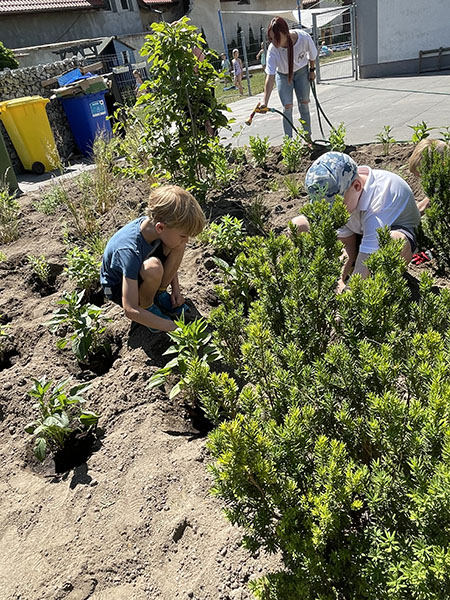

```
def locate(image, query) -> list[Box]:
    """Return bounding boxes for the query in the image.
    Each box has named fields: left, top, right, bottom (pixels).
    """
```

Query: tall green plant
left=0, top=41, right=18, bottom=70
left=139, top=18, right=229, bottom=197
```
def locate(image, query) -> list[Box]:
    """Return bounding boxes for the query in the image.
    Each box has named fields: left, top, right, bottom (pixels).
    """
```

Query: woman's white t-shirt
left=265, top=29, right=318, bottom=75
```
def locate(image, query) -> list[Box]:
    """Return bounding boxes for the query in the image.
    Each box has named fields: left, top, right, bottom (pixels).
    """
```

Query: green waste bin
left=0, top=129, right=19, bottom=194
left=0, top=96, right=60, bottom=174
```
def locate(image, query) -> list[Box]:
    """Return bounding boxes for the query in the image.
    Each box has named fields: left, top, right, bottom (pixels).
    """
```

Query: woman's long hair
left=268, top=17, right=294, bottom=82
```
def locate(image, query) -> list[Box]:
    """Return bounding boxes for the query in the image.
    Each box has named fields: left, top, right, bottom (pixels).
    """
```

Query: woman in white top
left=261, top=17, right=317, bottom=138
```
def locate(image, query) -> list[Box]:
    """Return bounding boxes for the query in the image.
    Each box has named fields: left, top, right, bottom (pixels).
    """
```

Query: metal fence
left=83, top=53, right=149, bottom=105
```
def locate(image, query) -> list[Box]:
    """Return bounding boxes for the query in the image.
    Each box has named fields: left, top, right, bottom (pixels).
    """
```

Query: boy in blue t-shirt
left=101, top=185, right=205, bottom=332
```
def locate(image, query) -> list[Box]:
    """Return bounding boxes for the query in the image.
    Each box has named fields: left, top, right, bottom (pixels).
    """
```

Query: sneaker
left=154, top=291, right=190, bottom=318
left=146, top=303, right=172, bottom=333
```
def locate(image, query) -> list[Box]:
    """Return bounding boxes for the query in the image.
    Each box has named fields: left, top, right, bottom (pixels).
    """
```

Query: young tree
left=139, top=18, right=229, bottom=197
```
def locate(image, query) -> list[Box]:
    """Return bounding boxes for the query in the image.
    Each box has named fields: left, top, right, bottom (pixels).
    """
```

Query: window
left=121, top=0, right=130, bottom=9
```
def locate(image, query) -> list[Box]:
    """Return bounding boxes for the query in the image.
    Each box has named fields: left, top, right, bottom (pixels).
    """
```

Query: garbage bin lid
left=0, top=96, right=49, bottom=111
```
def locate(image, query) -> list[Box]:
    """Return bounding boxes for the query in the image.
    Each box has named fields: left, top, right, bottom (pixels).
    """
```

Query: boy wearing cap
left=294, top=151, right=421, bottom=292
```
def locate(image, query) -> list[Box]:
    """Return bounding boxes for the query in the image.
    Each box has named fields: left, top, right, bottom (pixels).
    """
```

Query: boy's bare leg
left=390, top=231, right=413, bottom=265
left=138, top=257, right=164, bottom=309
left=159, top=241, right=187, bottom=291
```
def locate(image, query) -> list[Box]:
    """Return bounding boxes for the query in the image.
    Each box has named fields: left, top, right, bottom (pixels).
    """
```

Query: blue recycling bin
left=60, top=91, right=112, bottom=157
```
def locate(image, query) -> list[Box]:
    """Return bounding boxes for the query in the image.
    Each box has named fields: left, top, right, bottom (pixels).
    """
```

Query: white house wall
left=377, top=0, right=449, bottom=63
left=357, top=0, right=450, bottom=77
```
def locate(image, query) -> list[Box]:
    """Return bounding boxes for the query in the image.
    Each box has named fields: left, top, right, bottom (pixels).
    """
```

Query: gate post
left=240, top=30, right=252, bottom=96
left=312, top=13, right=321, bottom=84
left=350, top=4, right=358, bottom=80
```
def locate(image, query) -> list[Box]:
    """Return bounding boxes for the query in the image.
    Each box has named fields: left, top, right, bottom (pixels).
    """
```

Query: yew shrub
left=200, top=200, right=450, bottom=599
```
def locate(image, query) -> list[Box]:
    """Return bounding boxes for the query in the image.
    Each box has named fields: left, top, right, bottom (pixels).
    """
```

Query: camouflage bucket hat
left=305, top=151, right=358, bottom=203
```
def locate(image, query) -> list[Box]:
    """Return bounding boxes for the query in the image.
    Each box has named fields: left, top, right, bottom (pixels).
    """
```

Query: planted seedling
left=27, top=254, right=51, bottom=286
left=0, top=171, right=20, bottom=244
left=329, top=122, right=347, bottom=152
left=376, top=125, right=396, bottom=156
left=281, top=134, right=306, bottom=172
left=25, top=377, right=99, bottom=462
left=284, top=176, right=301, bottom=199
left=249, top=135, right=270, bottom=167
left=408, top=120, right=435, bottom=143
left=65, top=246, right=101, bottom=293
left=149, top=317, right=221, bottom=399
left=34, top=183, right=67, bottom=215
left=46, top=290, right=110, bottom=363
left=205, top=215, right=246, bottom=262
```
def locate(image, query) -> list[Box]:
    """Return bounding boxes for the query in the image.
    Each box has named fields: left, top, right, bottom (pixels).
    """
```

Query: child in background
left=232, top=48, right=244, bottom=95
left=101, top=185, right=205, bottom=333
left=294, top=152, right=421, bottom=292
left=220, top=52, right=231, bottom=76
left=256, top=42, right=266, bottom=68
left=408, top=139, right=448, bottom=214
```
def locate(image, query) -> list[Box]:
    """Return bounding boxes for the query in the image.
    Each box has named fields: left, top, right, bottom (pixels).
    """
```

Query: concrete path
left=220, top=71, right=450, bottom=147
left=15, top=71, right=450, bottom=194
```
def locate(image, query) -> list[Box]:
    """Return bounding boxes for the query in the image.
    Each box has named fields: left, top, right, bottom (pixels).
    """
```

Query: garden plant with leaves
left=138, top=18, right=229, bottom=197
left=25, top=377, right=99, bottom=462
left=65, top=245, right=101, bottom=293
left=178, top=198, right=450, bottom=599
left=149, top=317, right=220, bottom=401
left=249, top=135, right=271, bottom=168
left=46, top=290, right=110, bottom=362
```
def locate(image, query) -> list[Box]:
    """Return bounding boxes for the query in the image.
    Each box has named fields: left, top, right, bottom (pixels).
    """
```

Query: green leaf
left=34, top=437, right=47, bottom=462
left=169, top=382, right=181, bottom=399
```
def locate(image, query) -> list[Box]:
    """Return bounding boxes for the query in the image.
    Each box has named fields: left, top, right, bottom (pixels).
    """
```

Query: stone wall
left=0, top=58, right=85, bottom=174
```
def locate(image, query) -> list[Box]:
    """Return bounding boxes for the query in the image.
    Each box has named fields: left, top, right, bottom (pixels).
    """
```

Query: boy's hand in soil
left=171, top=288, right=185, bottom=308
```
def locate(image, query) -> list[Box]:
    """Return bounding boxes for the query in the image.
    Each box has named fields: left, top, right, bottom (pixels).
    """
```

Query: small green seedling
left=65, top=246, right=101, bottom=292
left=376, top=125, right=396, bottom=156
left=281, top=134, right=305, bottom=172
left=205, top=215, right=246, bottom=262
left=27, top=254, right=51, bottom=285
left=249, top=135, right=270, bottom=167
left=25, top=377, right=99, bottom=462
left=149, top=317, right=220, bottom=399
left=0, top=316, right=10, bottom=356
left=284, top=176, right=301, bottom=199
left=329, top=122, right=347, bottom=152
left=408, top=120, right=435, bottom=143
left=34, top=183, right=67, bottom=215
left=46, top=290, right=110, bottom=362
left=0, top=172, right=20, bottom=244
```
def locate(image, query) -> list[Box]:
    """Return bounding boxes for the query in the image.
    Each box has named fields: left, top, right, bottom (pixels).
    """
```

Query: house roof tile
left=0, top=0, right=105, bottom=14
left=140, top=0, right=177, bottom=5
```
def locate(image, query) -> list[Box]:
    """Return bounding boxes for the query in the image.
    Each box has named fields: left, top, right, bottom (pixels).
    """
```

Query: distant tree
left=0, top=42, right=18, bottom=70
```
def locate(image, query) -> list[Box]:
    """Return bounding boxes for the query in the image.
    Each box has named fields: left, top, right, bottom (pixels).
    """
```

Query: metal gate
left=311, top=4, right=358, bottom=83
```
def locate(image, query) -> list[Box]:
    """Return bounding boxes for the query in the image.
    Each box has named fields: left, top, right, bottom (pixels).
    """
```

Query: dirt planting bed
left=0, top=142, right=448, bottom=600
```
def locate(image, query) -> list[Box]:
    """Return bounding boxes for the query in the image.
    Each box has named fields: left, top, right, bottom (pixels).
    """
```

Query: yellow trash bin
left=0, top=96, right=60, bottom=174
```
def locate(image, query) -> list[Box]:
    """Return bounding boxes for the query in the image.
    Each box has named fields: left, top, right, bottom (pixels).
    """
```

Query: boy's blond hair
left=145, top=185, right=205, bottom=236
left=408, top=138, right=447, bottom=177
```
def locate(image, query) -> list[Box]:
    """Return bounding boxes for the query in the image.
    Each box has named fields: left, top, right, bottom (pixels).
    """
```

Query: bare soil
left=0, top=143, right=447, bottom=600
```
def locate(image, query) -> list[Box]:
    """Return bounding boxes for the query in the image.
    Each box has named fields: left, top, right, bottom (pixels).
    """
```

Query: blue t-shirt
left=100, top=217, right=160, bottom=287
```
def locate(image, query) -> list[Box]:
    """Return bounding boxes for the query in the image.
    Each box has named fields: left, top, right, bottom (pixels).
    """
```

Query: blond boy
left=101, top=185, right=205, bottom=332
left=408, top=138, right=448, bottom=214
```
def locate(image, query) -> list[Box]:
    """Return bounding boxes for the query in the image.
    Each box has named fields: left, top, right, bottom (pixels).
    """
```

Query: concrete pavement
left=220, top=71, right=450, bottom=147
left=15, top=71, right=450, bottom=193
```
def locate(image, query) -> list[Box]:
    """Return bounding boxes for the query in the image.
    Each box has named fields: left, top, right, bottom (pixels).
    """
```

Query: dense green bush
left=193, top=200, right=450, bottom=599
left=420, top=146, right=450, bottom=272
left=0, top=42, right=18, bottom=70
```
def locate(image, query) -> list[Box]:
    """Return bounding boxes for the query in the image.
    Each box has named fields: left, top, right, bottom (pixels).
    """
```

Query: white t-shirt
left=265, top=29, right=318, bottom=75
left=338, top=166, right=421, bottom=254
